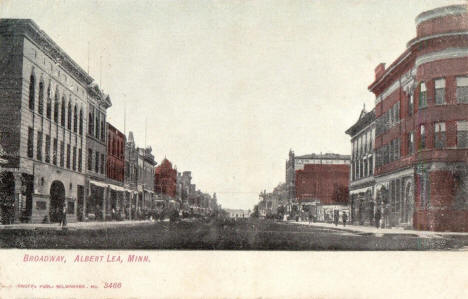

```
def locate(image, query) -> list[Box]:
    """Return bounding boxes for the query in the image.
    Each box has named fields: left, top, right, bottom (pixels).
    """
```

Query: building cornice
left=0, top=19, right=94, bottom=86
left=415, top=4, right=467, bottom=26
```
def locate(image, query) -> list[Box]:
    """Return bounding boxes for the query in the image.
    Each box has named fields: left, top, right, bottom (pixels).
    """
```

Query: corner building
left=369, top=5, right=468, bottom=231
left=0, top=19, right=92, bottom=223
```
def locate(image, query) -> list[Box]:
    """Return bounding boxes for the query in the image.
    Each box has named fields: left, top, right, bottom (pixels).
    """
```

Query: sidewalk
left=0, top=219, right=155, bottom=230
left=292, top=220, right=468, bottom=238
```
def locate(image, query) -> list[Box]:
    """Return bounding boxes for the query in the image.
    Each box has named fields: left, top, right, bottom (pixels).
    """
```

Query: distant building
left=154, top=158, right=177, bottom=198
left=136, top=146, right=157, bottom=214
left=225, top=209, right=250, bottom=219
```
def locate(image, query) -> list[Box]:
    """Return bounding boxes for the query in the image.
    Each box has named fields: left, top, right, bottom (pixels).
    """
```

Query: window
left=54, top=90, right=59, bottom=123
left=435, top=79, right=445, bottom=105
left=38, top=81, right=44, bottom=115
left=101, top=114, right=105, bottom=141
left=36, top=131, right=42, bottom=161
left=45, top=135, right=50, bottom=163
left=408, top=94, right=413, bottom=116
left=73, top=105, right=77, bottom=133
left=66, top=144, right=71, bottom=169
left=78, top=148, right=82, bottom=172
left=88, top=148, right=93, bottom=171
left=88, top=106, right=94, bottom=135
left=60, top=141, right=64, bottom=167
left=61, top=97, right=66, bottom=126
left=95, top=112, right=100, bottom=139
left=79, top=108, right=83, bottom=135
left=29, top=74, right=35, bottom=110
left=420, top=171, right=430, bottom=208
left=420, top=125, right=426, bottom=150
left=419, top=82, right=427, bottom=108
left=67, top=100, right=72, bottom=130
left=72, top=146, right=77, bottom=171
left=369, top=156, right=373, bottom=176
left=95, top=151, right=99, bottom=173
left=434, top=122, right=446, bottom=149
left=46, top=84, right=52, bottom=119
left=53, top=138, right=57, bottom=165
left=408, top=132, right=414, bottom=155
left=27, top=127, right=34, bottom=158
left=456, top=77, right=468, bottom=103
left=457, top=121, right=468, bottom=148
left=101, top=153, right=105, bottom=174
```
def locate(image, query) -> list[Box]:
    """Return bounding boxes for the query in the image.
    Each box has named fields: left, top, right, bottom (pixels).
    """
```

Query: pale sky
left=1, top=0, right=465, bottom=209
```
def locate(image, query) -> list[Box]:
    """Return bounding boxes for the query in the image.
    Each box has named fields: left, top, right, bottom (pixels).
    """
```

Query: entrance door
left=404, top=183, right=414, bottom=226
left=49, top=180, right=65, bottom=222
left=77, top=185, right=84, bottom=221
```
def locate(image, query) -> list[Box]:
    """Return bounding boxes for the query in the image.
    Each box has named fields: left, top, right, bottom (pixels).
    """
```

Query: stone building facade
left=85, top=83, right=111, bottom=221
left=0, top=19, right=95, bottom=223
left=369, top=4, right=468, bottom=231
left=345, top=108, right=376, bottom=225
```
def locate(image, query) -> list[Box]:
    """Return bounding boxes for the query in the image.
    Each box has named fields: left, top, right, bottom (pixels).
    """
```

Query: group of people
left=333, top=211, right=348, bottom=227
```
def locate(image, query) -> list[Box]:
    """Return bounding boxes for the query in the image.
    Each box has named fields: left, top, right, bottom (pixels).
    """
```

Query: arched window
left=67, top=99, right=72, bottom=130
left=38, top=81, right=44, bottom=115
left=28, top=73, right=35, bottom=110
left=54, top=89, right=59, bottom=123
left=79, top=108, right=83, bottom=135
left=46, top=84, right=52, bottom=119
left=61, top=97, right=66, bottom=126
left=73, top=104, right=78, bottom=133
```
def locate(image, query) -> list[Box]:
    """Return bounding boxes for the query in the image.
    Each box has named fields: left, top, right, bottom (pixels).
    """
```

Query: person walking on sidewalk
left=342, top=212, right=348, bottom=227
left=375, top=209, right=381, bottom=229
left=61, top=205, right=67, bottom=227
left=333, top=211, right=339, bottom=226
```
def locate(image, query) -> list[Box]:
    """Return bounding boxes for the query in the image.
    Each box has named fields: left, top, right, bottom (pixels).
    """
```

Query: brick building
left=0, top=19, right=94, bottom=224
left=369, top=5, right=468, bottom=231
left=154, top=158, right=177, bottom=198
left=106, top=122, right=126, bottom=219
left=345, top=108, right=376, bottom=225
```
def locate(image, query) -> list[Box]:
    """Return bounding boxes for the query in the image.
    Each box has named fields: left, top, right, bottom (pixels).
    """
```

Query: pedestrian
left=334, top=211, right=339, bottom=226
left=375, top=209, right=381, bottom=229
left=61, top=205, right=67, bottom=227
left=342, top=212, right=348, bottom=227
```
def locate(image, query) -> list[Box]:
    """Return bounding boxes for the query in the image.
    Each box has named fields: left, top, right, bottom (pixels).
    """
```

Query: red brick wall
left=106, top=123, right=125, bottom=183
left=417, top=14, right=468, bottom=39
left=295, top=164, right=349, bottom=205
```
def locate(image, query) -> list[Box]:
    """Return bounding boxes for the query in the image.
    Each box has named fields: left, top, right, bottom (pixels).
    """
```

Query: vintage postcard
left=1, top=0, right=468, bottom=298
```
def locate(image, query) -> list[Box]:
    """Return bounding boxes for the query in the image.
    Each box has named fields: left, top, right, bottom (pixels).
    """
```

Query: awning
left=89, top=180, right=108, bottom=188
left=108, top=184, right=126, bottom=192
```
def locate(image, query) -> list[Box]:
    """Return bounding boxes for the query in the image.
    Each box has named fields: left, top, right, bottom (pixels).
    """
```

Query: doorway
left=49, top=180, right=65, bottom=222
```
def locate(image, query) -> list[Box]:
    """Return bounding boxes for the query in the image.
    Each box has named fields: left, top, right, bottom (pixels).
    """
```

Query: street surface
left=1, top=218, right=468, bottom=250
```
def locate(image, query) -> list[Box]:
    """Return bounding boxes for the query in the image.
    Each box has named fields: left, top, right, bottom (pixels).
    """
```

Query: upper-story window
left=435, top=78, right=445, bottom=105
left=73, top=104, right=78, bottom=133
left=46, top=84, right=52, bottom=119
left=419, top=124, right=426, bottom=150
left=457, top=121, right=468, bottom=148
left=88, top=105, right=94, bottom=135
left=79, top=108, right=83, bottom=135
left=456, top=77, right=468, bottom=103
left=434, top=122, right=446, bottom=149
left=54, top=89, right=59, bottom=123
left=419, top=82, right=427, bottom=108
left=408, top=132, right=414, bottom=155
left=38, top=81, right=44, bottom=115
left=100, top=113, right=106, bottom=141
left=61, top=97, right=66, bottom=126
left=408, top=94, right=414, bottom=116
left=67, top=100, right=72, bottom=130
left=28, top=74, right=35, bottom=110
left=95, top=112, right=100, bottom=139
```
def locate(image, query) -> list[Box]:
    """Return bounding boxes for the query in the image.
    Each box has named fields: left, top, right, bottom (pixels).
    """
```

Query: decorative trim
left=415, top=47, right=468, bottom=69
left=415, top=5, right=467, bottom=25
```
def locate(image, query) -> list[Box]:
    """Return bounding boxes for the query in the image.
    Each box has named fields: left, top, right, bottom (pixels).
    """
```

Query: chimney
left=375, top=63, right=386, bottom=80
